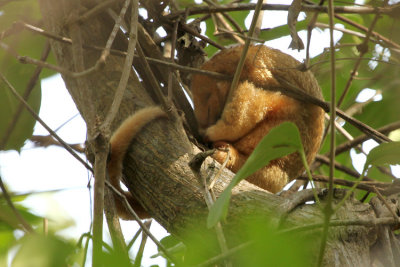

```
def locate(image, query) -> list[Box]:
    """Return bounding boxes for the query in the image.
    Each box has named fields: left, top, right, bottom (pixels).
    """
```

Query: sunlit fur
left=191, top=45, right=325, bottom=193
left=108, top=106, right=166, bottom=219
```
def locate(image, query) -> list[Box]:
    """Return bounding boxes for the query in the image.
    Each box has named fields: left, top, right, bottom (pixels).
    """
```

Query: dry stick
left=92, top=147, right=108, bottom=266
left=87, top=2, right=130, bottom=263
left=101, top=0, right=138, bottom=131
left=334, top=120, right=400, bottom=156
left=273, top=75, right=391, bottom=144
left=203, top=0, right=244, bottom=44
left=336, top=109, right=391, bottom=143
left=97, top=1, right=139, bottom=263
left=195, top=241, right=252, bottom=267
left=133, top=220, right=152, bottom=267
left=167, top=18, right=179, bottom=102
left=18, top=22, right=230, bottom=80
left=81, top=230, right=92, bottom=267
left=74, top=0, right=125, bottom=24
left=296, top=174, right=388, bottom=193
left=336, top=6, right=383, bottom=108
left=315, top=155, right=373, bottom=181
left=219, top=8, right=245, bottom=35
left=203, top=178, right=232, bottom=267
left=188, top=150, right=231, bottom=266
left=0, top=72, right=92, bottom=171
left=99, top=0, right=130, bottom=64
left=334, top=13, right=400, bottom=50
left=190, top=152, right=232, bottom=267
left=0, top=176, right=34, bottom=233
left=135, top=42, right=169, bottom=111
left=105, top=180, right=177, bottom=264
left=279, top=217, right=399, bottom=236
left=317, top=0, right=336, bottom=265
left=314, top=23, right=381, bottom=45
left=373, top=187, right=400, bottom=221
left=66, top=0, right=131, bottom=80
left=0, top=18, right=26, bottom=40
left=180, top=22, right=225, bottom=50
left=225, top=0, right=264, bottom=107
left=0, top=41, right=50, bottom=149
left=305, top=0, right=325, bottom=66
left=165, top=3, right=392, bottom=20
left=253, top=0, right=267, bottom=39
left=216, top=29, right=264, bottom=43
left=0, top=41, right=75, bottom=76
left=30, top=135, right=84, bottom=153
left=127, top=228, right=143, bottom=250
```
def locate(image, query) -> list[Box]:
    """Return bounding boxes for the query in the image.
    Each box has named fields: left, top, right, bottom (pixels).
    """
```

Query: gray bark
left=39, top=1, right=400, bottom=266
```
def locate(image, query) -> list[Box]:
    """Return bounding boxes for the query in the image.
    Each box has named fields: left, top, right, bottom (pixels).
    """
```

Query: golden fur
left=191, top=45, right=325, bottom=193
left=108, top=106, right=166, bottom=219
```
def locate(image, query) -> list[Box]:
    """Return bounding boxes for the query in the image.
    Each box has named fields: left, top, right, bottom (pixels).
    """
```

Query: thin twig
left=225, top=0, right=264, bottom=107
left=334, top=13, right=400, bottom=50
left=92, top=141, right=108, bottom=265
left=337, top=0, right=389, bottom=108
left=317, top=0, right=336, bottom=265
left=0, top=41, right=75, bottom=76
left=99, top=0, right=130, bottom=65
left=334, top=120, right=400, bottom=156
left=296, top=174, right=388, bottom=193
left=180, top=22, right=225, bottom=50
left=315, top=155, right=373, bottom=181
left=105, top=180, right=178, bottom=264
left=0, top=72, right=92, bottom=171
left=135, top=42, right=169, bottom=111
left=90, top=2, right=132, bottom=263
left=373, top=187, right=400, bottom=221
left=305, top=0, right=325, bottom=66
left=167, top=18, right=179, bottom=102
left=18, top=22, right=230, bottom=79
left=101, top=0, right=139, bottom=131
left=165, top=3, right=393, bottom=20
left=74, top=0, right=124, bottom=24
left=279, top=217, right=400, bottom=236
left=127, top=228, right=143, bottom=250
left=0, top=176, right=34, bottom=233
left=133, top=220, right=152, bottom=267
left=189, top=151, right=231, bottom=267
left=195, top=241, right=252, bottom=267
left=0, top=41, right=50, bottom=149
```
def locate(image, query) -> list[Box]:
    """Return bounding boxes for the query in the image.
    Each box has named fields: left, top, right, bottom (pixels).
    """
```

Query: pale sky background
left=1, top=0, right=398, bottom=266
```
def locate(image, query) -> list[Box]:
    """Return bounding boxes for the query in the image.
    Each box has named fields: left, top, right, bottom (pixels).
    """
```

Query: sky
left=1, top=0, right=398, bottom=266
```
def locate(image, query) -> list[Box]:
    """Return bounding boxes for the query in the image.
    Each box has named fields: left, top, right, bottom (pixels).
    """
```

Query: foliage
left=0, top=0, right=56, bottom=151
left=207, top=122, right=304, bottom=228
left=0, top=0, right=400, bottom=266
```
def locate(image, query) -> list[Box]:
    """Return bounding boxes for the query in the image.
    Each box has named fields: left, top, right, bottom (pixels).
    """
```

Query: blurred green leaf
left=12, top=234, right=75, bottom=267
left=365, top=141, right=400, bottom=168
left=235, top=220, right=316, bottom=267
left=0, top=230, right=16, bottom=254
left=0, top=196, right=42, bottom=231
left=207, top=122, right=303, bottom=228
left=203, top=0, right=250, bottom=56
left=260, top=19, right=308, bottom=42
left=0, top=1, right=57, bottom=151
left=152, top=235, right=186, bottom=262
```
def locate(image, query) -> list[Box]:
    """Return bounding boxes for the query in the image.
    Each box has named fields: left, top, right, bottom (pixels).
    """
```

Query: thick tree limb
left=39, top=1, right=400, bottom=265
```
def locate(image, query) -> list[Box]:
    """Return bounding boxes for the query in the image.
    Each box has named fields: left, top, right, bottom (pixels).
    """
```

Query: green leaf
left=0, top=1, right=57, bottom=151
left=364, top=142, right=400, bottom=169
left=259, top=19, right=308, bottom=42
left=207, top=122, right=304, bottom=228
left=207, top=188, right=232, bottom=228
left=12, top=234, right=76, bottom=267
